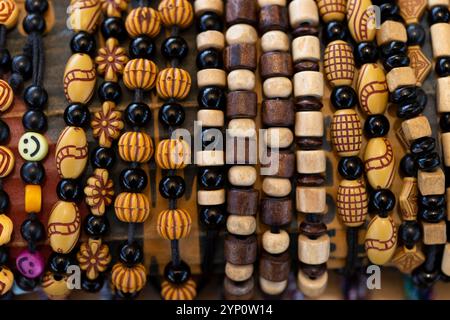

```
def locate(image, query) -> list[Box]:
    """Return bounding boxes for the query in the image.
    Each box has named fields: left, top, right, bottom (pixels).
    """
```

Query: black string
left=198, top=229, right=218, bottom=291
left=30, top=33, right=44, bottom=87
left=0, top=25, right=6, bottom=57
left=345, top=227, right=358, bottom=276
left=134, top=88, right=143, bottom=103
left=171, top=240, right=180, bottom=267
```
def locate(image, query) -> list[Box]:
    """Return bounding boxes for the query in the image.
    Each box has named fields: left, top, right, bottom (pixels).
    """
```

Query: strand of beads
left=0, top=0, right=18, bottom=298
left=194, top=0, right=227, bottom=282
left=154, top=0, right=196, bottom=301
left=110, top=1, right=161, bottom=299
left=257, top=0, right=293, bottom=297
left=223, top=0, right=258, bottom=300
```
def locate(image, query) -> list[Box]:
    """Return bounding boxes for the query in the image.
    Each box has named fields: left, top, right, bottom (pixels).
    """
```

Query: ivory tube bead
left=296, top=186, right=327, bottom=213
left=376, top=21, right=407, bottom=46
left=228, top=119, right=257, bottom=138
left=226, top=24, right=258, bottom=45
left=442, top=133, right=450, bottom=166
left=227, top=70, right=256, bottom=91
left=196, top=150, right=225, bottom=166
left=228, top=165, right=257, bottom=186
left=289, top=0, right=319, bottom=28
left=263, top=77, right=292, bottom=98
left=386, top=67, right=417, bottom=92
left=437, top=76, right=450, bottom=113
left=296, top=150, right=326, bottom=174
left=418, top=168, right=445, bottom=196
left=262, top=177, right=292, bottom=197
left=197, top=69, right=227, bottom=87
left=427, top=0, right=449, bottom=7
left=295, top=111, right=324, bottom=137
left=227, top=215, right=257, bottom=235
left=259, top=278, right=287, bottom=296
left=194, top=0, right=223, bottom=15
left=298, top=234, right=330, bottom=265
left=431, top=23, right=450, bottom=58
left=262, top=230, right=290, bottom=254
left=196, top=31, right=225, bottom=51
left=198, top=189, right=225, bottom=205
left=297, top=270, right=328, bottom=298
left=422, top=221, right=447, bottom=245
left=292, top=36, right=320, bottom=62
left=294, top=71, right=324, bottom=98
left=263, top=127, right=294, bottom=148
left=401, top=115, right=432, bottom=142
left=197, top=109, right=224, bottom=127
left=258, top=0, right=287, bottom=6
left=261, top=31, right=290, bottom=52
left=225, top=262, right=254, bottom=282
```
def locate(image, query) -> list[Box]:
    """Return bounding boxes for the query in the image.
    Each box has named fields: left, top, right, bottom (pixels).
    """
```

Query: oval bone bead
left=347, top=0, right=376, bottom=42
left=114, top=192, right=151, bottom=223
left=225, top=262, right=254, bottom=282
left=157, top=208, right=192, bottom=240
left=0, top=266, right=13, bottom=295
left=226, top=215, right=257, bottom=235
left=63, top=53, right=96, bottom=104
left=48, top=201, right=81, bottom=254
left=55, top=127, right=88, bottom=179
left=297, top=270, right=328, bottom=298
left=317, top=0, right=346, bottom=23
left=262, top=229, right=290, bottom=254
left=331, top=109, right=362, bottom=157
left=324, top=40, right=355, bottom=87
left=158, top=0, right=194, bottom=29
left=365, top=215, right=398, bottom=265
left=289, top=0, right=319, bottom=28
left=228, top=165, right=257, bottom=186
left=0, top=146, right=15, bottom=178
left=431, top=23, right=450, bottom=58
left=125, top=7, right=161, bottom=38
left=118, top=131, right=154, bottom=163
left=298, top=234, right=330, bottom=265
left=356, top=63, right=389, bottom=115
left=0, top=0, right=19, bottom=29
left=224, top=234, right=258, bottom=265
left=337, top=179, right=368, bottom=227
left=197, top=31, right=225, bottom=51
left=0, top=214, right=13, bottom=245
left=124, top=59, right=159, bottom=91
left=364, top=137, right=395, bottom=189
left=226, top=24, right=258, bottom=45
left=69, top=0, right=101, bottom=33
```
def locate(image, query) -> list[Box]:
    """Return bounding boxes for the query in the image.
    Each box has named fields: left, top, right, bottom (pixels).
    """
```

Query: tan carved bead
left=84, top=168, right=114, bottom=216
left=347, top=0, right=377, bottom=42
left=156, top=68, right=192, bottom=100
left=0, top=146, right=15, bottom=178
left=399, top=177, right=418, bottom=221
left=111, top=263, right=147, bottom=294
left=158, top=0, right=194, bottom=29
left=69, top=0, right=102, bottom=33
left=331, top=109, right=362, bottom=157
left=77, top=238, right=111, bottom=280
left=324, top=40, right=355, bottom=87
left=48, top=201, right=81, bottom=254
left=95, top=38, right=128, bottom=82
left=0, top=79, right=14, bottom=112
left=157, top=209, right=192, bottom=240
left=161, top=279, right=197, bottom=300
left=365, top=215, right=397, bottom=265
left=42, top=272, right=70, bottom=300
left=55, top=126, right=88, bottom=179
left=392, top=245, right=425, bottom=274
left=91, top=101, right=124, bottom=148
left=0, top=0, right=19, bottom=29
left=99, top=0, right=129, bottom=17
left=114, top=192, right=151, bottom=223
left=364, top=137, right=395, bottom=189
left=356, top=63, right=389, bottom=115
left=317, top=0, right=346, bottom=22
left=118, top=131, right=154, bottom=163
left=123, top=58, right=158, bottom=90
left=64, top=53, right=96, bottom=104
left=156, top=139, right=191, bottom=169
left=337, top=179, right=368, bottom=227
left=125, top=6, right=161, bottom=38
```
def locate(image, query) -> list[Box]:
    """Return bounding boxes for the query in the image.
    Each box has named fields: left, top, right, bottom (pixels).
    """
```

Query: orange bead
left=118, top=131, right=154, bottom=163
left=161, top=279, right=197, bottom=300
left=114, top=192, right=151, bottom=223
left=155, top=139, right=191, bottom=170
left=123, top=59, right=158, bottom=90
left=125, top=7, right=161, bottom=38
left=158, top=0, right=194, bottom=29
left=157, top=209, right=192, bottom=240
left=156, top=68, right=192, bottom=100
left=111, top=263, right=147, bottom=294
left=25, top=185, right=42, bottom=213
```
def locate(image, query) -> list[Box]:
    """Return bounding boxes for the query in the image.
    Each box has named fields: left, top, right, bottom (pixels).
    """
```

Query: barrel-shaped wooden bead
left=48, top=201, right=81, bottom=254
left=0, top=214, right=12, bottom=245
left=298, top=234, right=330, bottom=265
left=0, top=266, right=13, bottom=296
left=317, top=0, right=346, bottom=22
left=347, top=0, right=376, bottom=42
left=156, top=68, right=192, bottom=100
left=157, top=209, right=192, bottom=240
left=356, top=63, right=389, bottom=115
left=324, top=40, right=355, bottom=86
left=225, top=263, right=253, bottom=282
left=331, top=109, right=362, bottom=157
left=289, top=0, right=319, bottom=28
left=0, top=0, right=19, bottom=29
left=64, top=53, right=96, bottom=104
left=125, top=7, right=161, bottom=38
left=111, top=263, right=147, bottom=294
left=365, top=215, right=398, bottom=265
left=158, top=0, right=194, bottom=29
left=69, top=0, right=101, bottom=33
left=161, top=279, right=197, bottom=300
left=123, top=59, right=158, bottom=91
left=337, top=179, right=368, bottom=227
left=0, top=79, right=14, bottom=112
left=364, top=137, right=395, bottom=189
left=297, top=270, right=328, bottom=298
left=156, top=139, right=191, bottom=169
left=55, top=127, right=88, bottom=179
left=118, top=131, right=154, bottom=163
left=114, top=192, right=151, bottom=223
left=0, top=146, right=14, bottom=178
left=431, top=23, right=450, bottom=58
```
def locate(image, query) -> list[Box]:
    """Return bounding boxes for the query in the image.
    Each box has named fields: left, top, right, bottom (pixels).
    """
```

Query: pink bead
left=16, top=250, right=44, bottom=279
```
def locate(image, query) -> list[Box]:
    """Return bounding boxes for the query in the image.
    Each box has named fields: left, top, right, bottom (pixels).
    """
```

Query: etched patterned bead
left=161, top=279, right=197, bottom=300
left=114, top=192, right=150, bottom=223
left=111, top=263, right=147, bottom=294
left=155, top=139, right=191, bottom=170
left=157, top=208, right=192, bottom=240
left=125, top=6, right=161, bottom=38
left=158, top=0, right=194, bottom=29
left=123, top=58, right=158, bottom=90
left=156, top=68, right=192, bottom=100
left=324, top=40, right=355, bottom=87
left=118, top=131, right=154, bottom=163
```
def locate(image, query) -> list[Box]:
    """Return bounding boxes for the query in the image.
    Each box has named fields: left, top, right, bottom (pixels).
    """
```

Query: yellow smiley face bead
left=0, top=146, right=15, bottom=178
left=18, top=132, right=48, bottom=162
left=158, top=0, right=194, bottom=29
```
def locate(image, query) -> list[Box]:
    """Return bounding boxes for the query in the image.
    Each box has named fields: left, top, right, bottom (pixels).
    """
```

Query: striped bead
left=123, top=58, right=158, bottom=91
left=158, top=0, right=194, bottom=29
left=114, top=192, right=151, bottom=223
left=118, top=131, right=154, bottom=163
left=0, top=146, right=14, bottom=178
left=155, top=139, right=191, bottom=170
left=157, top=208, right=192, bottom=240
left=0, top=79, right=13, bottom=112
left=69, top=0, right=102, bottom=34
left=161, top=279, right=197, bottom=300
left=0, top=0, right=19, bottom=29
left=111, top=263, right=147, bottom=294
left=156, top=68, right=192, bottom=100
left=125, top=7, right=161, bottom=38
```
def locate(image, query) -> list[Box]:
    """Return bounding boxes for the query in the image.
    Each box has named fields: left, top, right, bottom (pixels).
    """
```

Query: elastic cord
left=198, top=229, right=218, bottom=291
left=345, top=227, right=358, bottom=276
left=0, top=25, right=6, bottom=56
left=31, top=32, right=44, bottom=87
left=127, top=223, right=136, bottom=245
left=171, top=240, right=180, bottom=267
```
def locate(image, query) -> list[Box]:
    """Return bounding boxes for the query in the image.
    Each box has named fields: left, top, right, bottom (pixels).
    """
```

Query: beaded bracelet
left=0, top=0, right=19, bottom=298
left=222, top=0, right=259, bottom=300
left=154, top=0, right=197, bottom=301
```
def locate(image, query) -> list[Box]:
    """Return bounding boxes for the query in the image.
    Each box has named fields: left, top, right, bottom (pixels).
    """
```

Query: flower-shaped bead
left=91, top=101, right=124, bottom=148
left=99, top=0, right=129, bottom=17
left=95, top=38, right=129, bottom=82
left=84, top=168, right=114, bottom=216
left=77, top=238, right=112, bottom=280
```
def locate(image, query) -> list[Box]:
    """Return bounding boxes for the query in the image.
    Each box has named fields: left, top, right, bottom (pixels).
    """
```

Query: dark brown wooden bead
left=226, top=137, right=257, bottom=164
left=226, top=0, right=257, bottom=26
left=259, top=251, right=291, bottom=282
left=261, top=151, right=295, bottom=178
left=295, top=97, right=323, bottom=111
left=292, top=23, right=319, bottom=38
left=226, top=91, right=257, bottom=118
left=262, top=99, right=295, bottom=127
left=224, top=277, right=254, bottom=299
left=299, top=263, right=327, bottom=279
left=260, top=52, right=293, bottom=79
left=224, top=44, right=257, bottom=72
left=224, top=234, right=258, bottom=265
left=227, top=188, right=259, bottom=216
left=299, top=220, right=327, bottom=238
left=297, top=174, right=325, bottom=186
left=294, top=60, right=320, bottom=73
left=261, top=197, right=293, bottom=226
left=296, top=137, right=323, bottom=149
left=258, top=5, right=288, bottom=33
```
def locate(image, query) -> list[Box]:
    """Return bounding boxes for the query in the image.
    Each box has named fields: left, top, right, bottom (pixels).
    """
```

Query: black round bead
left=48, top=253, right=72, bottom=274
left=198, top=167, right=225, bottom=189
left=197, top=12, right=223, bottom=32
left=0, top=119, right=10, bottom=144
left=406, top=23, right=425, bottom=46
left=129, top=36, right=155, bottom=59
left=125, top=102, right=151, bottom=127
left=22, top=110, right=47, bottom=132
left=25, top=0, right=49, bottom=13
left=159, top=102, right=185, bottom=127
left=415, top=152, right=440, bottom=172
left=91, top=147, right=116, bottom=170
left=199, top=206, right=225, bottom=228
left=364, top=115, right=390, bottom=138
left=119, top=241, right=143, bottom=266
left=380, top=41, right=407, bottom=58
left=21, top=217, right=45, bottom=242
left=390, top=85, right=417, bottom=103
left=23, top=13, right=46, bottom=34
left=56, top=179, right=83, bottom=202
left=323, top=21, right=348, bottom=44
left=98, top=81, right=122, bottom=103
left=16, top=274, right=39, bottom=291
left=330, top=86, right=358, bottom=109
left=412, top=267, right=440, bottom=288
left=419, top=195, right=446, bottom=208
left=0, top=48, right=11, bottom=72
left=370, top=189, right=396, bottom=213
left=440, top=113, right=450, bottom=132
left=354, top=42, right=378, bottom=66
left=400, top=154, right=418, bottom=177
left=410, top=137, right=435, bottom=155
left=197, top=86, right=226, bottom=109
left=429, top=5, right=450, bottom=24
left=64, top=103, right=90, bottom=127
left=382, top=53, right=410, bottom=72
left=81, top=273, right=105, bottom=293
left=338, top=156, right=364, bottom=180
left=159, top=175, right=186, bottom=199
left=120, top=168, right=148, bottom=193
left=397, top=97, right=427, bottom=119
left=11, top=55, right=32, bottom=78
left=435, top=56, right=450, bottom=77
left=419, top=207, right=446, bottom=222
left=84, top=214, right=109, bottom=237
left=101, top=17, right=127, bottom=41
left=164, top=260, right=191, bottom=284
left=0, top=247, right=8, bottom=266
left=24, top=85, right=48, bottom=109
left=399, top=221, right=421, bottom=249
left=21, top=161, right=45, bottom=184
left=70, top=32, right=96, bottom=56
left=196, top=49, right=223, bottom=70
left=161, top=36, right=188, bottom=60
left=0, top=189, right=9, bottom=212
left=380, top=3, right=402, bottom=22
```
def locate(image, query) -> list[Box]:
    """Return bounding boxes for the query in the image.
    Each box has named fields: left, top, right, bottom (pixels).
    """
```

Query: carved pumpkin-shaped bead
left=64, top=53, right=97, bottom=104
left=156, top=139, right=191, bottom=170
left=114, top=192, right=151, bottom=223
left=317, top=0, right=346, bottom=23
left=0, top=266, right=14, bottom=296
left=364, top=137, right=395, bottom=189
left=331, top=109, right=362, bottom=157
left=123, top=58, right=158, bottom=90
left=42, top=272, right=70, bottom=300
left=356, top=63, right=389, bottom=115
left=48, top=201, right=81, bottom=254
left=0, top=0, right=19, bottom=29
left=157, top=209, right=192, bottom=240
left=0, top=214, right=13, bottom=245
left=77, top=238, right=111, bottom=280
left=336, top=179, right=368, bottom=227
left=118, top=131, right=154, bottom=163
left=156, top=68, right=192, bottom=100
left=84, top=168, right=114, bottom=216
left=125, top=6, right=161, bottom=38
left=324, top=40, right=355, bottom=87
left=0, top=79, right=14, bottom=112
left=0, top=146, right=14, bottom=178
left=69, top=0, right=102, bottom=33
left=365, top=215, right=397, bottom=266
left=55, top=126, right=88, bottom=179
left=161, top=279, right=197, bottom=300
left=347, top=0, right=377, bottom=43
left=158, top=0, right=194, bottom=29
left=111, top=263, right=147, bottom=294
